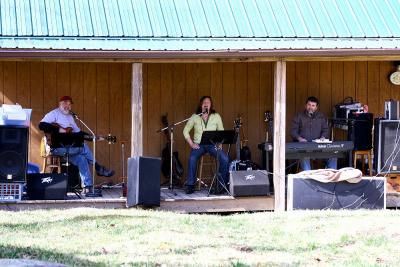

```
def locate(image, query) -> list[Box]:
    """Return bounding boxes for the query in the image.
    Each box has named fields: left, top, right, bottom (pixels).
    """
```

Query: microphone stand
left=157, top=111, right=204, bottom=194
left=73, top=114, right=102, bottom=197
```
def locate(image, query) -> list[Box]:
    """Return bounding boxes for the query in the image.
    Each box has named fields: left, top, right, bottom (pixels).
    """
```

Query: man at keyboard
left=290, top=96, right=337, bottom=171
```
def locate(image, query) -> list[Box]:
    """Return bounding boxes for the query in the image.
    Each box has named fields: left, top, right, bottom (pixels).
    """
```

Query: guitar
left=160, top=114, right=184, bottom=183
left=264, top=111, right=273, bottom=142
left=44, top=122, right=117, bottom=147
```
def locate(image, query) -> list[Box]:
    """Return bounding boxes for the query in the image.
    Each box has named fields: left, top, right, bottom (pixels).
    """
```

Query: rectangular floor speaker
left=229, top=170, right=271, bottom=197
left=374, top=119, right=400, bottom=174
left=127, top=156, right=161, bottom=207
left=26, top=173, right=68, bottom=200
left=287, top=175, right=386, bottom=210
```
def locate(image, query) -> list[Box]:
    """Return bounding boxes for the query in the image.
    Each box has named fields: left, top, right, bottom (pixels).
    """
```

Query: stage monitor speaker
left=374, top=119, right=400, bottom=174
left=26, top=173, right=68, bottom=200
left=287, top=175, right=386, bottom=210
left=127, top=156, right=161, bottom=207
left=347, top=112, right=373, bottom=151
left=0, top=126, right=29, bottom=183
left=229, top=170, right=271, bottom=197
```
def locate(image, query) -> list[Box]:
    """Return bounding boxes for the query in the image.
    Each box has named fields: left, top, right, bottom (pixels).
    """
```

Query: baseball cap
left=59, top=95, right=73, bottom=103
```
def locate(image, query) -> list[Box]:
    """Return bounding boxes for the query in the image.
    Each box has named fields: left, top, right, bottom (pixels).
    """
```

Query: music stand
left=200, top=130, right=236, bottom=196
left=50, top=132, right=84, bottom=198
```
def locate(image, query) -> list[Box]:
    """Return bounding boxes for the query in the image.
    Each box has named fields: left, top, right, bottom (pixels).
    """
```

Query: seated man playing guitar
left=39, top=96, right=114, bottom=191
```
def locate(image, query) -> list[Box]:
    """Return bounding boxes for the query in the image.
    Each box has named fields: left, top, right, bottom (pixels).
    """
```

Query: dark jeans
left=186, top=145, right=230, bottom=187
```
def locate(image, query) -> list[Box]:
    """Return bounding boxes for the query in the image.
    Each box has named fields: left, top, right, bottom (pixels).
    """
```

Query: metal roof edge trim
left=0, top=48, right=399, bottom=60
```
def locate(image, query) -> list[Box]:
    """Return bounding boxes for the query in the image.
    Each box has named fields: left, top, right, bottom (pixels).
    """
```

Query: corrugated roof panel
left=88, top=0, right=108, bottom=36
left=59, top=0, right=78, bottom=36
left=363, top=0, right=392, bottom=37
left=159, top=0, right=181, bottom=37
left=103, top=0, right=123, bottom=37
left=74, top=0, right=94, bottom=36
left=282, top=0, right=309, bottom=37
left=334, top=0, right=364, bottom=37
left=229, top=1, right=253, bottom=37
left=200, top=0, right=225, bottom=37
left=241, top=0, right=267, bottom=37
left=45, top=0, right=63, bottom=36
left=118, top=0, right=138, bottom=36
left=320, top=0, right=350, bottom=37
left=130, top=0, right=153, bottom=37
left=348, top=0, right=378, bottom=37
left=173, top=0, right=196, bottom=36
left=1, top=0, right=17, bottom=35
left=214, top=0, right=239, bottom=37
left=30, top=0, right=48, bottom=36
left=254, top=0, right=282, bottom=37
left=146, top=0, right=167, bottom=37
left=294, top=0, right=323, bottom=37
left=15, top=0, right=32, bottom=35
left=378, top=0, right=400, bottom=36
left=187, top=0, right=211, bottom=37
left=309, top=0, right=337, bottom=37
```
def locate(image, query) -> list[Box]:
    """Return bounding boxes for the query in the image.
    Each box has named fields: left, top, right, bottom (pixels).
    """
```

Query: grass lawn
left=0, top=208, right=399, bottom=266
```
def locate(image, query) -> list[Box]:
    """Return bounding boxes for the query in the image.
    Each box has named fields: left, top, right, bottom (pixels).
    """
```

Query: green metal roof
left=0, top=0, right=399, bottom=52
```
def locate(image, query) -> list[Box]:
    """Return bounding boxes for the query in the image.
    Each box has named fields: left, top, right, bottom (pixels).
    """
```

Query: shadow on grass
left=0, top=244, right=105, bottom=267
left=0, top=214, right=156, bottom=231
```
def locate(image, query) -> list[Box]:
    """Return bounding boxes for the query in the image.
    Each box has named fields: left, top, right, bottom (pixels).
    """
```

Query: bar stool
left=40, top=136, right=62, bottom=174
left=197, top=154, right=216, bottom=190
left=353, top=150, right=372, bottom=176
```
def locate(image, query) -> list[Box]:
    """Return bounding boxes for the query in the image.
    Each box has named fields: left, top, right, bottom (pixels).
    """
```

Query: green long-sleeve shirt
left=183, top=113, right=224, bottom=144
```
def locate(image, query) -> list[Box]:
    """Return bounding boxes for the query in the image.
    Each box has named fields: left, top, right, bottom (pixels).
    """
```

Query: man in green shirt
left=183, top=96, right=230, bottom=194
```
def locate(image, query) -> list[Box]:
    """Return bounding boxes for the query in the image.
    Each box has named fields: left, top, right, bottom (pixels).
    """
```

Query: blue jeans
left=51, top=143, right=94, bottom=187
left=300, top=158, right=337, bottom=171
left=186, top=145, right=230, bottom=187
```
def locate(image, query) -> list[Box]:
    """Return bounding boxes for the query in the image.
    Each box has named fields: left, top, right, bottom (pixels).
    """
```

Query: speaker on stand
left=0, top=126, right=29, bottom=183
left=374, top=118, right=400, bottom=174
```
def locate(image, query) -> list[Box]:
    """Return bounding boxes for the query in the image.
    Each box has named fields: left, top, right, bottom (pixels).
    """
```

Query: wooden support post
left=273, top=61, right=286, bottom=211
left=131, top=63, right=143, bottom=157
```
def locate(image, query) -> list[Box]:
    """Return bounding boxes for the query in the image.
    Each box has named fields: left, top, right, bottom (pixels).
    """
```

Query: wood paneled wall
left=0, top=62, right=131, bottom=185
left=1, top=60, right=397, bottom=185
left=143, top=63, right=275, bottom=182
left=143, top=61, right=398, bottom=182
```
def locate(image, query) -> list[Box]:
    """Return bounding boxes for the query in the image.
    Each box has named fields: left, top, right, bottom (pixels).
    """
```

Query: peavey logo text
left=41, top=177, right=53, bottom=184
left=245, top=174, right=255, bottom=181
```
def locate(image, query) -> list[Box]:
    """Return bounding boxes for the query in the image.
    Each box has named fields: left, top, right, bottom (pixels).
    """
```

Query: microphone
left=69, top=110, right=77, bottom=118
left=204, top=107, right=208, bottom=114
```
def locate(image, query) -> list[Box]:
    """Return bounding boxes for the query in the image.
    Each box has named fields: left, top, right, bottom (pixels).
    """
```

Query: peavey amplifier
left=229, top=170, right=271, bottom=197
left=287, top=175, right=386, bottom=210
left=26, top=173, right=68, bottom=200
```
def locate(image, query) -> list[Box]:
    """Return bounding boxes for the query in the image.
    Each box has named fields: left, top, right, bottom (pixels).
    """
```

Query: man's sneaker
left=95, top=163, right=115, bottom=177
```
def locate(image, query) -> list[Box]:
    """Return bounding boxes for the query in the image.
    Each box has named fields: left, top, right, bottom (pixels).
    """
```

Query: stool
left=197, top=154, right=216, bottom=190
left=353, top=150, right=372, bottom=176
left=40, top=136, right=62, bottom=174
left=42, top=155, right=62, bottom=173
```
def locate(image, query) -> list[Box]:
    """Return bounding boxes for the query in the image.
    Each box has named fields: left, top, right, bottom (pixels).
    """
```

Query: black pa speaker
left=127, top=156, right=161, bottom=207
left=26, top=173, right=68, bottom=200
left=229, top=170, right=271, bottom=197
left=347, top=113, right=373, bottom=150
left=0, top=126, right=29, bottom=183
left=374, top=119, right=400, bottom=174
left=287, top=175, right=386, bottom=210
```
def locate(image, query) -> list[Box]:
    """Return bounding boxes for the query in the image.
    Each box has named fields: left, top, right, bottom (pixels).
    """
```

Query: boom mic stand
left=73, top=113, right=102, bottom=197
left=157, top=111, right=204, bottom=194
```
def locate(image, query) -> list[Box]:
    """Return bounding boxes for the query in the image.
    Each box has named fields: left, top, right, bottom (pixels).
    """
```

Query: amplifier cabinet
left=374, top=119, right=400, bottom=174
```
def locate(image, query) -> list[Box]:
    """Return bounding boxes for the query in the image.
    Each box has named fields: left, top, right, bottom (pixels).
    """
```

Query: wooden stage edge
left=1, top=188, right=399, bottom=212
left=0, top=188, right=275, bottom=213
